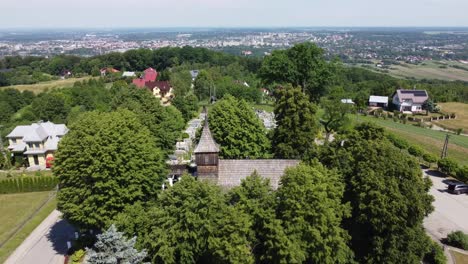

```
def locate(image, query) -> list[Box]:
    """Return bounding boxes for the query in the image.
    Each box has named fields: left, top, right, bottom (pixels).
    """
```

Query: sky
left=1, top=0, right=468, bottom=28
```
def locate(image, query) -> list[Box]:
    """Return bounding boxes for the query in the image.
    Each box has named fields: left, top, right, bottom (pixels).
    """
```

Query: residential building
left=392, top=89, right=429, bottom=113
left=145, top=81, right=174, bottom=105
left=132, top=67, right=158, bottom=88
left=7, top=121, right=68, bottom=169
left=369, top=95, right=389, bottom=108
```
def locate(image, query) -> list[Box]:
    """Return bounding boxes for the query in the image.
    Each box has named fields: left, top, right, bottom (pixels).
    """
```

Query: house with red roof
left=132, top=67, right=158, bottom=88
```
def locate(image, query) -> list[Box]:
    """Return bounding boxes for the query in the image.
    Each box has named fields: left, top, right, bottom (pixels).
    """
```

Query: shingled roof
left=217, top=159, right=300, bottom=189
left=194, top=121, right=220, bottom=153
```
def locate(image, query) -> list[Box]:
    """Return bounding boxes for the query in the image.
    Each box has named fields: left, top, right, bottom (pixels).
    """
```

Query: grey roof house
left=392, top=89, right=429, bottom=113
left=7, top=121, right=68, bottom=169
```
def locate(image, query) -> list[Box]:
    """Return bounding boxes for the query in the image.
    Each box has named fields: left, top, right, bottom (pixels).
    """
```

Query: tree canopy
left=54, top=109, right=166, bottom=229
left=209, top=95, right=270, bottom=158
left=272, top=85, right=318, bottom=158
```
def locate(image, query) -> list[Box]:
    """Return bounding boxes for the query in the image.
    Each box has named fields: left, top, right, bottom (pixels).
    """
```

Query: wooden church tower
left=194, top=117, right=220, bottom=183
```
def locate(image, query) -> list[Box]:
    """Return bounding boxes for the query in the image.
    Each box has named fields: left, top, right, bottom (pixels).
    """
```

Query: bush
left=437, top=158, right=459, bottom=176
left=408, top=145, right=424, bottom=158
left=456, top=128, right=463, bottom=135
left=70, top=249, right=85, bottom=264
left=423, top=240, right=447, bottom=264
left=423, top=153, right=438, bottom=165
left=387, top=133, right=409, bottom=150
left=0, top=176, right=58, bottom=194
left=456, top=166, right=468, bottom=183
left=444, top=231, right=468, bottom=250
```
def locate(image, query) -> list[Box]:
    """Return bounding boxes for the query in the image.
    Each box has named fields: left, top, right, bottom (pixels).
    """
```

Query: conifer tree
left=87, top=224, right=149, bottom=264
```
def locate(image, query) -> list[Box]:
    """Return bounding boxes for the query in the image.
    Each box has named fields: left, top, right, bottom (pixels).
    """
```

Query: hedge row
left=0, top=176, right=59, bottom=194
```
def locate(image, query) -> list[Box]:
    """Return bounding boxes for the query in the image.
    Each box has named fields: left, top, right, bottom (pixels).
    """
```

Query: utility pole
left=440, top=134, right=450, bottom=159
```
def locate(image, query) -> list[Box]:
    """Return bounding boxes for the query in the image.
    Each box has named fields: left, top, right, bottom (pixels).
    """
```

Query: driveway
left=423, top=169, right=468, bottom=240
left=4, top=210, right=75, bottom=264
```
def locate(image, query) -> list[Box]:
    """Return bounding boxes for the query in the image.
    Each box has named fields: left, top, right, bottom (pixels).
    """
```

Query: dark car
left=447, top=183, right=468, bottom=195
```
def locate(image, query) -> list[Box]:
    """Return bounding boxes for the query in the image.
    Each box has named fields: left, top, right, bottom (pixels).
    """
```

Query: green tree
left=172, top=93, right=199, bottom=122
left=318, top=123, right=434, bottom=264
left=116, top=176, right=254, bottom=264
left=87, top=224, right=149, bottom=264
left=276, top=163, right=354, bottom=263
left=209, top=95, right=270, bottom=158
left=112, top=86, right=184, bottom=153
left=54, top=110, right=166, bottom=229
left=259, top=43, right=335, bottom=102
left=272, top=85, right=318, bottom=158
left=193, top=70, right=214, bottom=101
left=320, top=98, right=354, bottom=142
left=228, top=172, right=300, bottom=263
left=31, top=93, right=69, bottom=123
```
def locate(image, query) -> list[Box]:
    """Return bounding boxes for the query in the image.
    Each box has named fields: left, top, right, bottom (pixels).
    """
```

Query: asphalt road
left=4, top=210, right=75, bottom=264
left=423, top=169, right=468, bottom=240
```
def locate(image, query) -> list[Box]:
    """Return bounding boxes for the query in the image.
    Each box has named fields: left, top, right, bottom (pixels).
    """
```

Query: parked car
left=447, top=183, right=468, bottom=195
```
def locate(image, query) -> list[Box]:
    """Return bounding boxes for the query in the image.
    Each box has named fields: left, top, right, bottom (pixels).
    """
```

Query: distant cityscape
left=1, top=28, right=468, bottom=63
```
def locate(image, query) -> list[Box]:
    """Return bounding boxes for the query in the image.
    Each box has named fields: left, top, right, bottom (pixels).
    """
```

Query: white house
left=369, top=95, right=389, bottom=108
left=7, top=121, right=68, bottom=169
left=392, top=89, right=429, bottom=113
left=340, top=99, right=355, bottom=104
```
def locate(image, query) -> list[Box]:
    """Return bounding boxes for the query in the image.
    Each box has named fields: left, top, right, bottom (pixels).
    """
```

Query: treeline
left=0, top=176, right=58, bottom=194
left=0, top=47, right=261, bottom=86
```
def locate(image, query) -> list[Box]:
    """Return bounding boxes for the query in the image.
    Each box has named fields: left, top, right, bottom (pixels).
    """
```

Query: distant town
left=1, top=28, right=468, bottom=64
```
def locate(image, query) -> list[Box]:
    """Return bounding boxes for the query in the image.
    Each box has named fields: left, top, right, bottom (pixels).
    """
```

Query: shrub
left=387, top=133, right=409, bottom=150
left=423, top=153, right=438, bottom=165
left=423, top=240, right=447, bottom=264
left=408, top=145, right=424, bottom=158
left=70, top=249, right=85, bottom=264
left=444, top=231, right=468, bottom=250
left=456, top=166, right=468, bottom=183
left=456, top=128, right=463, bottom=135
left=437, top=158, right=459, bottom=176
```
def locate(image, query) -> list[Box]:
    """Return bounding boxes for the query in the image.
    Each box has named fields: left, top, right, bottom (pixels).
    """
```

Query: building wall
left=27, top=154, right=46, bottom=167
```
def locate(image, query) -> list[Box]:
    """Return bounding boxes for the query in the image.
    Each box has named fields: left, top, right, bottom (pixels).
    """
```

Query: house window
left=12, top=138, right=17, bottom=144
left=33, top=155, right=39, bottom=165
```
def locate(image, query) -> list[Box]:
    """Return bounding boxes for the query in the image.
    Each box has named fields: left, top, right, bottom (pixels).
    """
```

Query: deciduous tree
left=54, top=110, right=166, bottom=229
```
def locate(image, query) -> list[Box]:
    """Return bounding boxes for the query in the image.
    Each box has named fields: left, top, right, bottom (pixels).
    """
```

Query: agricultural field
left=0, top=77, right=93, bottom=94
left=435, top=102, right=468, bottom=133
left=363, top=60, right=468, bottom=82
left=357, top=115, right=468, bottom=166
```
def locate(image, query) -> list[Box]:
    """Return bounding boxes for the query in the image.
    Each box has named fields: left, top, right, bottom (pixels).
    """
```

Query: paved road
left=423, top=169, right=468, bottom=240
left=5, top=210, right=75, bottom=264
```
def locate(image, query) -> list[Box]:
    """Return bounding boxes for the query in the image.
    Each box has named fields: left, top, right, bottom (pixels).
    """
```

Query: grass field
left=357, top=115, right=468, bottom=166
left=435, top=102, right=468, bottom=133
left=361, top=60, right=468, bottom=82
left=0, top=77, right=93, bottom=94
left=0, top=193, right=56, bottom=263
left=450, top=250, right=468, bottom=264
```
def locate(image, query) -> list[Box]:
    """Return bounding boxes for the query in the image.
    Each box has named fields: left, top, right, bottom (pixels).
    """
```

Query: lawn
left=450, top=249, right=468, bottom=264
left=435, top=102, right=468, bottom=133
left=0, top=77, right=93, bottom=94
left=252, top=103, right=274, bottom=113
left=360, top=60, right=468, bottom=82
left=0, top=192, right=56, bottom=263
left=357, top=115, right=468, bottom=166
